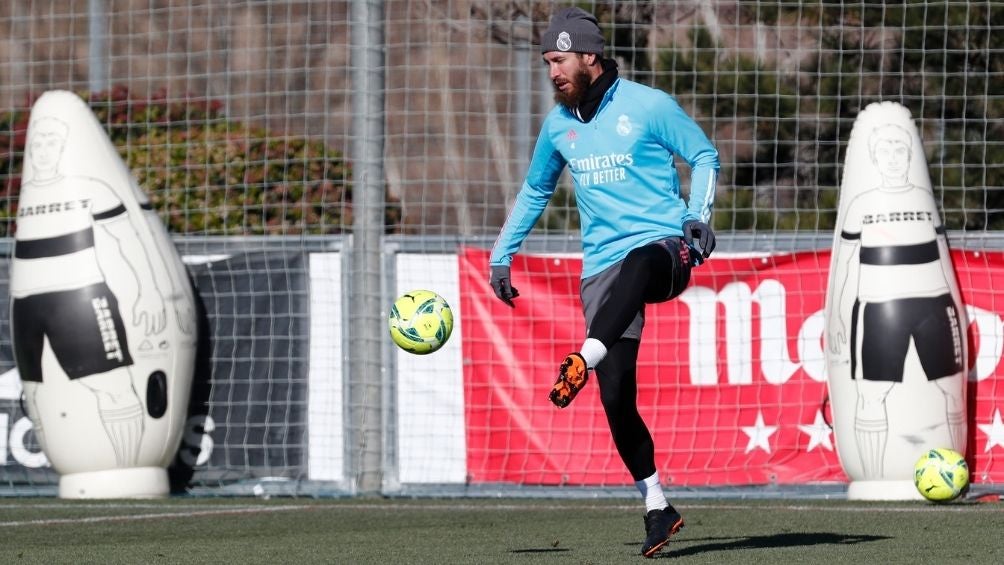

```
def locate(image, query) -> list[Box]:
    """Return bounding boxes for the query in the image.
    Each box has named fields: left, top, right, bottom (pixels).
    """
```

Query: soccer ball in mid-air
left=388, top=290, right=454, bottom=355
left=914, top=447, right=969, bottom=502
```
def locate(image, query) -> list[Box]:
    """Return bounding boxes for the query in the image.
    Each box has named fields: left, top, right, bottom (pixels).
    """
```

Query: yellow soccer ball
left=388, top=290, right=454, bottom=355
left=914, top=447, right=969, bottom=502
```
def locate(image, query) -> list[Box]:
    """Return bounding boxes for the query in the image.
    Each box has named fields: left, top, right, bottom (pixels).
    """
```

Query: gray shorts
left=580, top=237, right=693, bottom=341
left=581, top=258, right=645, bottom=340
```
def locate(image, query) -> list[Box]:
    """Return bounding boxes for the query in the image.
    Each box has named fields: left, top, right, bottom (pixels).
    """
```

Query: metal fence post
left=349, top=0, right=386, bottom=495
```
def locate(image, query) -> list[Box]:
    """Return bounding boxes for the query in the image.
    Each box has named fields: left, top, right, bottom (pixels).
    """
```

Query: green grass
left=0, top=497, right=1002, bottom=564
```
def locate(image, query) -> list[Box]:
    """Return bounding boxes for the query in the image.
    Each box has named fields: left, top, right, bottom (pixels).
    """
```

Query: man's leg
left=595, top=338, right=684, bottom=557
left=81, top=369, right=145, bottom=467
left=551, top=244, right=680, bottom=408
left=595, top=339, right=655, bottom=481
left=584, top=245, right=676, bottom=366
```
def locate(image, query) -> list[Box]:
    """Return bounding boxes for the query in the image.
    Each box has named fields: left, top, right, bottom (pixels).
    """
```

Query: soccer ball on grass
left=913, top=447, right=969, bottom=502
left=388, top=290, right=454, bottom=355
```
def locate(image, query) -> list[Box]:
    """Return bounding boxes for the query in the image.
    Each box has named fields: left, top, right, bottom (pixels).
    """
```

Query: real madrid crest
left=557, top=31, right=572, bottom=52
left=617, top=115, right=632, bottom=136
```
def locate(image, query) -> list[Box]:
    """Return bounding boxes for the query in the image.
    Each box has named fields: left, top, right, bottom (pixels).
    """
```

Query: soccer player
left=488, top=7, right=719, bottom=558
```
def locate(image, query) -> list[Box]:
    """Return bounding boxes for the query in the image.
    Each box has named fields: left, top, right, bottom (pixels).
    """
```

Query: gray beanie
left=540, top=7, right=605, bottom=55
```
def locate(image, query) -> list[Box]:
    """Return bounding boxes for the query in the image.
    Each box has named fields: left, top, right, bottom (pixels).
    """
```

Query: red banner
left=459, top=247, right=1004, bottom=486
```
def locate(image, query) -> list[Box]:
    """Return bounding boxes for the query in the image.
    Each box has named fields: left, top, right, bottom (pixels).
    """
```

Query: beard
left=553, top=66, right=594, bottom=108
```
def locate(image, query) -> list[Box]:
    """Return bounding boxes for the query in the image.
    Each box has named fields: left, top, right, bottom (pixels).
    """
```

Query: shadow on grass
left=650, top=532, right=890, bottom=559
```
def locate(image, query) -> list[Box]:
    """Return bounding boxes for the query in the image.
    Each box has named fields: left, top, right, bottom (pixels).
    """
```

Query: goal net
left=0, top=1, right=1000, bottom=496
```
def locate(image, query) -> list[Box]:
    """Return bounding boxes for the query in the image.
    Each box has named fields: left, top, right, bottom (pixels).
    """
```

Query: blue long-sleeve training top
left=490, top=77, right=720, bottom=279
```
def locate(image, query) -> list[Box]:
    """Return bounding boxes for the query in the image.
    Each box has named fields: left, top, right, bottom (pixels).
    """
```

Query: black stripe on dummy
left=859, top=240, right=939, bottom=265
left=92, top=204, right=127, bottom=221
left=15, top=228, right=95, bottom=259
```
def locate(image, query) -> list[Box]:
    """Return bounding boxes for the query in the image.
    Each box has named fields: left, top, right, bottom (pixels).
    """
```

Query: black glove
left=682, top=219, right=716, bottom=260
left=489, top=265, right=520, bottom=307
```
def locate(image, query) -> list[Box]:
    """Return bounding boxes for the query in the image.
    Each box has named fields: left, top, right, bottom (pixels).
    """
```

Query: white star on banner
left=741, top=412, right=777, bottom=454
left=797, top=410, right=834, bottom=452
left=978, top=408, right=1004, bottom=453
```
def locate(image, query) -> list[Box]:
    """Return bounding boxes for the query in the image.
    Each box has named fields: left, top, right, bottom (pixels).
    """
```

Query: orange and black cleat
left=549, top=353, right=589, bottom=408
left=641, top=504, right=685, bottom=558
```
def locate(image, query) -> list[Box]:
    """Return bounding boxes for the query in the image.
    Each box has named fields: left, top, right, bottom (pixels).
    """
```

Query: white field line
left=0, top=500, right=998, bottom=528
left=0, top=504, right=305, bottom=527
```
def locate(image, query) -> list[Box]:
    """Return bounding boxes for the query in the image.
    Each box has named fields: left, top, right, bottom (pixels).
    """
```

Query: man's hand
left=489, top=265, right=520, bottom=307
left=683, top=219, right=717, bottom=259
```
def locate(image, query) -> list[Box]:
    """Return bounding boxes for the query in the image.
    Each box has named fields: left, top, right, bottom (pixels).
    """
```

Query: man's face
left=28, top=131, right=65, bottom=172
left=872, top=139, right=911, bottom=180
left=544, top=51, right=593, bottom=107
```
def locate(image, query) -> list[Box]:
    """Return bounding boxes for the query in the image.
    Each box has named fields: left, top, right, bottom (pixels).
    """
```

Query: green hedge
left=0, top=86, right=400, bottom=236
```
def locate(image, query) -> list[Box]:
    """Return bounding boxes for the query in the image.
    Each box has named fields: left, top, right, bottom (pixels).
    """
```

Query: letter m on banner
left=680, top=280, right=802, bottom=386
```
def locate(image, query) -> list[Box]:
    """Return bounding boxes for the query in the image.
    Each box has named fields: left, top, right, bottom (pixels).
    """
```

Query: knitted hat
left=540, top=7, right=605, bottom=55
